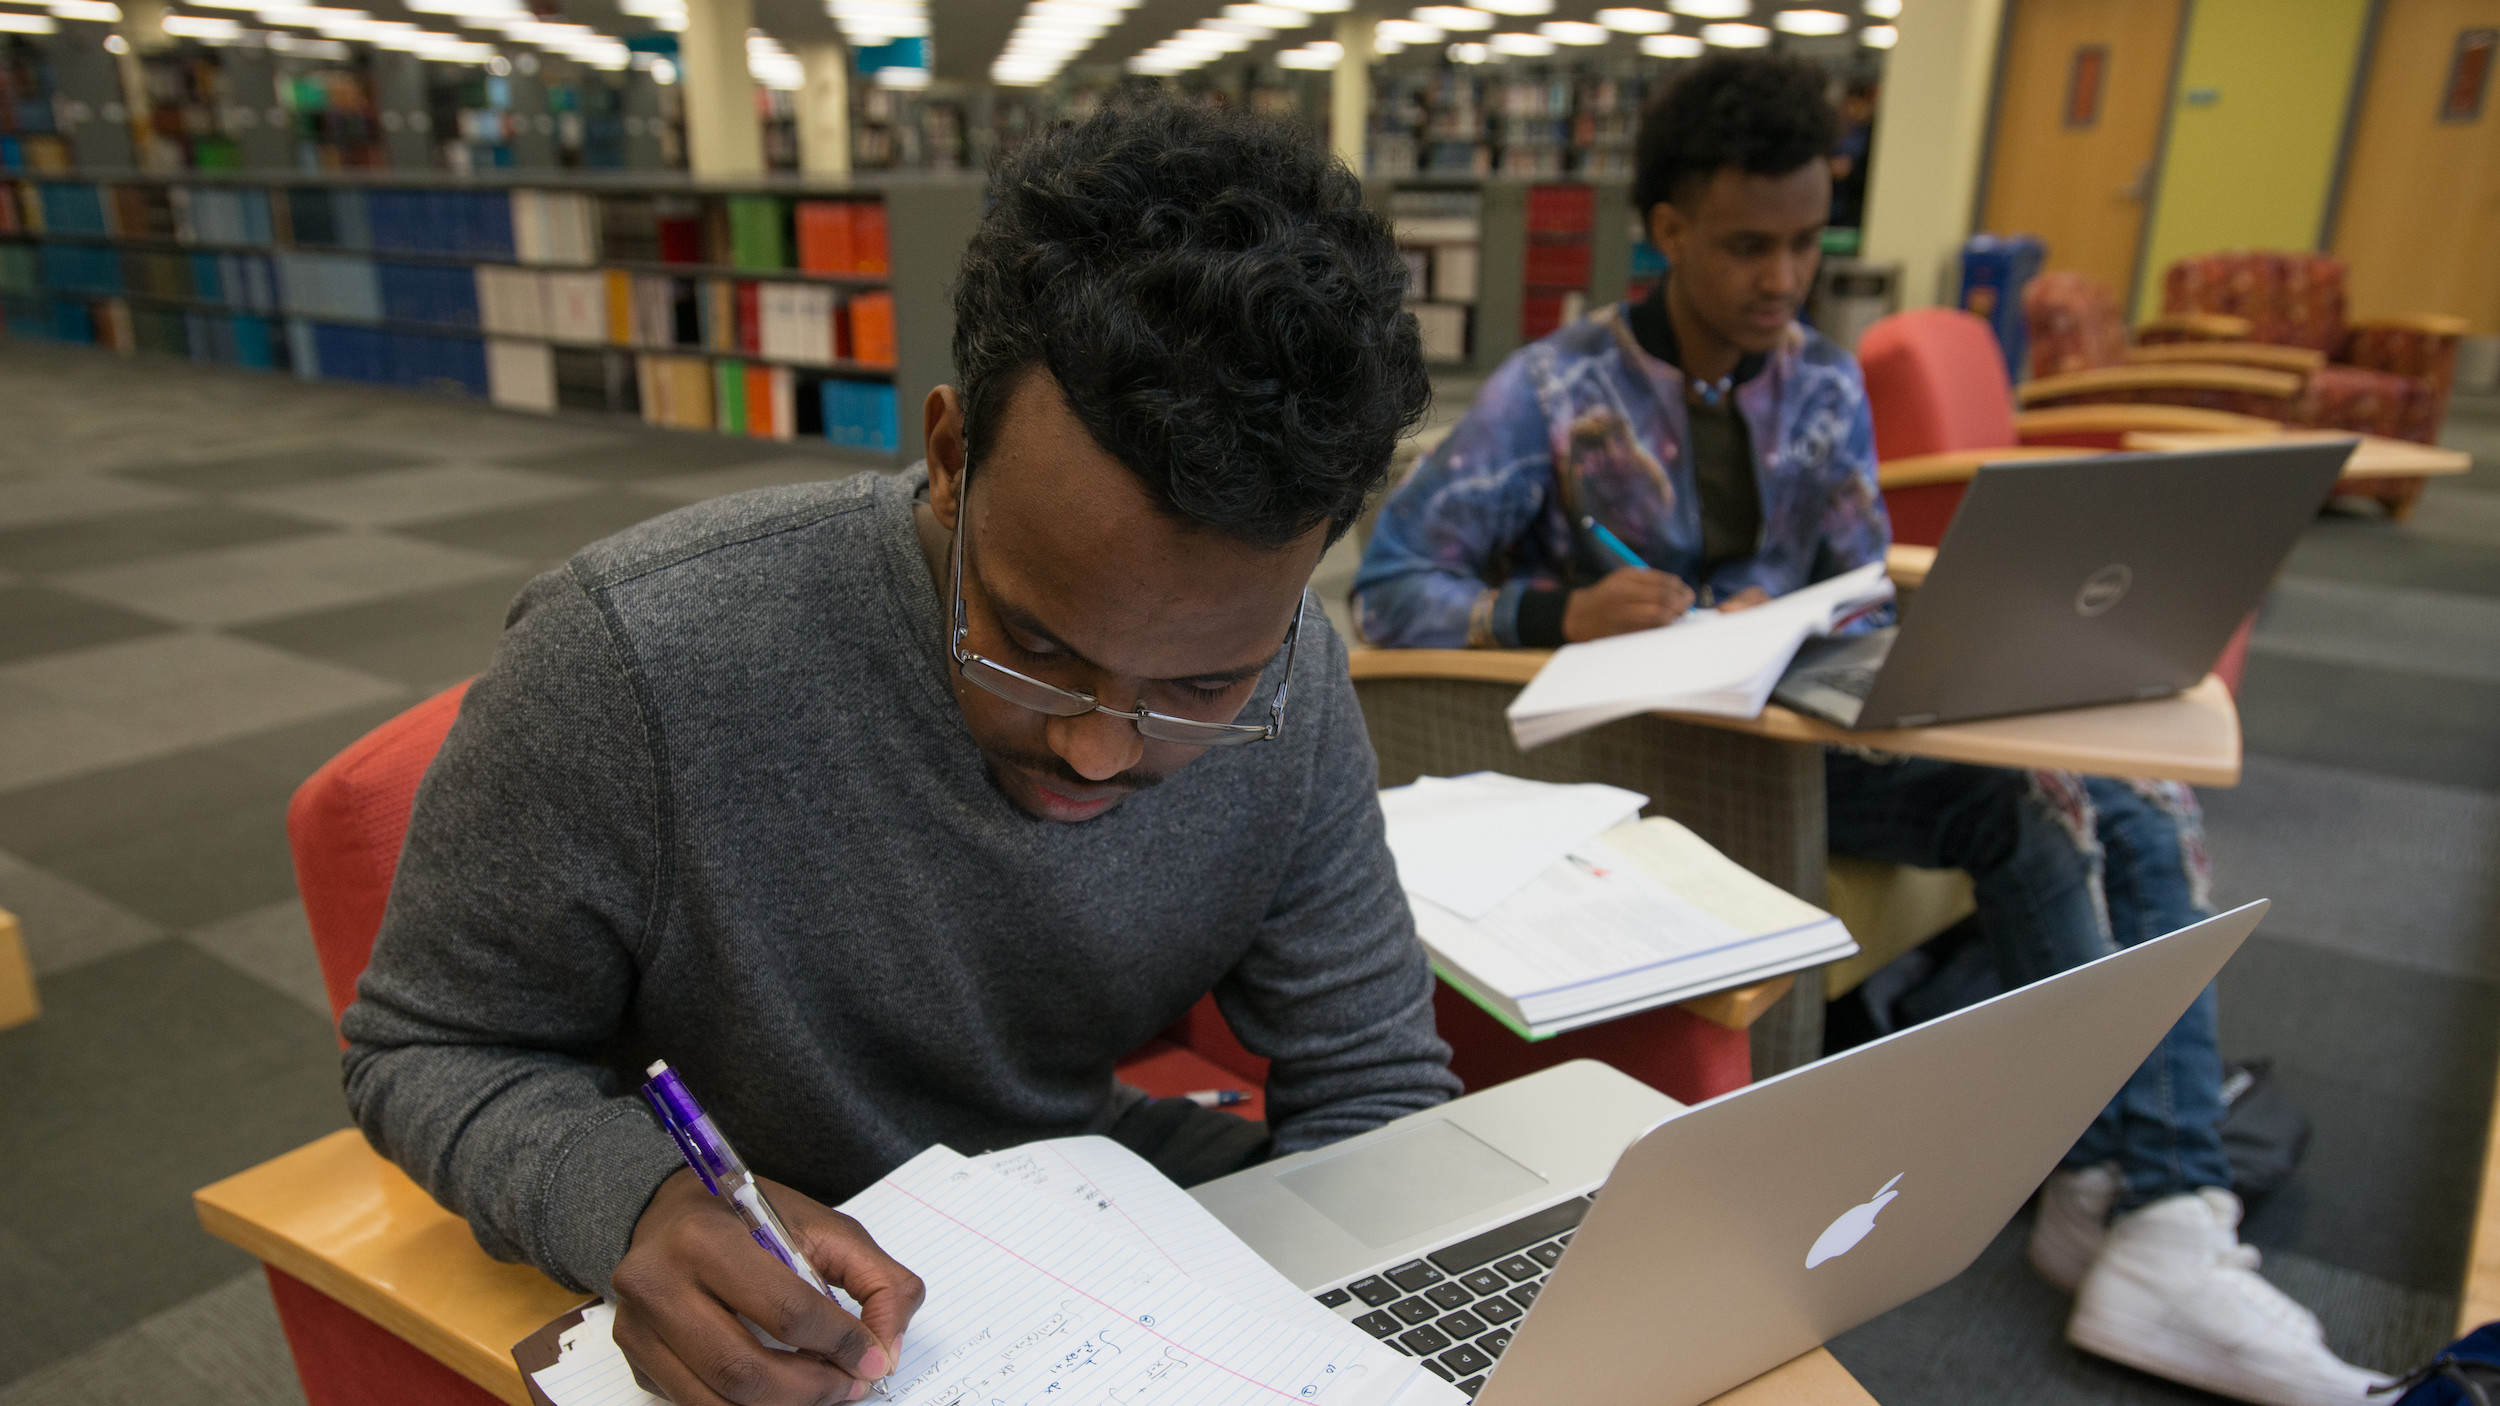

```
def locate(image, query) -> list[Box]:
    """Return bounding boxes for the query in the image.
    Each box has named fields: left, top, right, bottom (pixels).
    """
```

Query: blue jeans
left=1825, top=752, right=2233, bottom=1210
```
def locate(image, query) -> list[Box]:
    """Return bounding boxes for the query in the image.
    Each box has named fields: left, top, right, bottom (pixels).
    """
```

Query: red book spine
left=736, top=282, right=761, bottom=355
left=851, top=202, right=889, bottom=276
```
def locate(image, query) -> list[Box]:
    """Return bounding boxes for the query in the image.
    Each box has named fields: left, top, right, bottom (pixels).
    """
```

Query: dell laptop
left=1773, top=440, right=2352, bottom=729
left=1194, top=901, right=2271, bottom=1406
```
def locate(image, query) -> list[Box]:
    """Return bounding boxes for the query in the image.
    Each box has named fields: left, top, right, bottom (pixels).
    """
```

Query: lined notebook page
left=971, top=1137, right=1352, bottom=1338
left=531, top=1144, right=1443, bottom=1406
left=854, top=1145, right=1417, bottom=1405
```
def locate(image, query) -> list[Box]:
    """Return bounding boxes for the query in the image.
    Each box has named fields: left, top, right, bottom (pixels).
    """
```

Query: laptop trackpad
left=1277, top=1119, right=1547, bottom=1247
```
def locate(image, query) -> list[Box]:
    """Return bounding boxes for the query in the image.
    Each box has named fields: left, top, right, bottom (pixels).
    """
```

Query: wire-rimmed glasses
left=946, top=468, right=1302, bottom=747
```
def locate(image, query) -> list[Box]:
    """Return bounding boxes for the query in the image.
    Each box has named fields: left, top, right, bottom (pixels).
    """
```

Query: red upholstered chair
left=1855, top=307, right=2257, bottom=693
left=2018, top=270, right=2311, bottom=422
left=264, top=684, right=1273, bottom=1406
left=2154, top=251, right=2468, bottom=516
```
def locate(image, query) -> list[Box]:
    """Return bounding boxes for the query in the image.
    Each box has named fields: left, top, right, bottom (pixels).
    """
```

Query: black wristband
left=1516, top=588, right=1571, bottom=648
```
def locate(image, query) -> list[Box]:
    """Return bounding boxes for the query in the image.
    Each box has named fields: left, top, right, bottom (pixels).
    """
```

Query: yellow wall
left=2132, top=0, right=2375, bottom=320
left=1863, top=0, right=2009, bottom=306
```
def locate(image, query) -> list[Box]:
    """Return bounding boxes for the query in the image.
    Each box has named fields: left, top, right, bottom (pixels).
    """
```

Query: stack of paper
left=1382, top=775, right=1857, bottom=1039
left=529, top=1137, right=1461, bottom=1406
left=1505, top=561, right=1893, bottom=749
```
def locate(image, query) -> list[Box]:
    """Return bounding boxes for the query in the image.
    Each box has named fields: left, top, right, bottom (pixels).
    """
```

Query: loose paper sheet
left=1379, top=773, right=1647, bottom=920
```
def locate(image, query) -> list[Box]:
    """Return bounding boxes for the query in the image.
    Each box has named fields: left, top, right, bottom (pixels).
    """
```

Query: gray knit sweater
left=339, top=468, right=1458, bottom=1295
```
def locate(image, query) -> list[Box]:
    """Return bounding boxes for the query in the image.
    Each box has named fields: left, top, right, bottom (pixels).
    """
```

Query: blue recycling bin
left=1958, top=234, right=2046, bottom=384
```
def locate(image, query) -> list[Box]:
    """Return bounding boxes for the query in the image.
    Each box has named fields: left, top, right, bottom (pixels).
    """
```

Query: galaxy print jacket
left=1354, top=304, right=1892, bottom=649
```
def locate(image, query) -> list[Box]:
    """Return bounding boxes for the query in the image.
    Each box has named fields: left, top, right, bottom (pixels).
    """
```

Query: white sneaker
left=2068, top=1188, right=2391, bottom=1406
left=2030, top=1162, right=2121, bottom=1292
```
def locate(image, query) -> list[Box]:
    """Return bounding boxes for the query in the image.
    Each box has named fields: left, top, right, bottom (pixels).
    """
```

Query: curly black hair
left=1633, top=52, right=1841, bottom=215
left=952, top=95, right=1431, bottom=549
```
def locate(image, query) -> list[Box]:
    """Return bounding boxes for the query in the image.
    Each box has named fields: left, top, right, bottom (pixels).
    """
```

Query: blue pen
left=1185, top=1088, right=1249, bottom=1108
left=642, top=1060, right=891, bottom=1399
left=1580, top=516, right=1652, bottom=571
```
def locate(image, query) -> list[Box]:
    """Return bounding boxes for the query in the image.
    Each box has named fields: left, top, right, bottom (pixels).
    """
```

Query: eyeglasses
left=947, top=467, right=1302, bottom=748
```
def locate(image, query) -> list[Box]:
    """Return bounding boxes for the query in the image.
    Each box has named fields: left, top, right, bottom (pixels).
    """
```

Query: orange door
left=2333, top=0, right=2500, bottom=332
left=1979, top=0, right=2188, bottom=302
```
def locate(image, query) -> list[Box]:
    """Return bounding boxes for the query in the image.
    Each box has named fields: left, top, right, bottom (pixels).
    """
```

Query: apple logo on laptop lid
left=1807, top=1173, right=1904, bottom=1268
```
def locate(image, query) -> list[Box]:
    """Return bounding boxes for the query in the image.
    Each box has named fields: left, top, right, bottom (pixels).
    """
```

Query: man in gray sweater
left=341, top=98, right=1452, bottom=1406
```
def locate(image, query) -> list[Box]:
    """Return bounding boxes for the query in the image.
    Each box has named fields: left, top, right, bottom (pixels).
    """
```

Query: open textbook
left=526, top=1137, right=1463, bottom=1406
left=1505, top=560, right=1893, bottom=749
left=1382, top=774, right=1856, bottom=1040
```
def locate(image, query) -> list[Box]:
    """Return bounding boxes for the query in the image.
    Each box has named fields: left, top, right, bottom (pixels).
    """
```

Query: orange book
left=848, top=291, right=896, bottom=368
left=604, top=269, right=633, bottom=346
left=851, top=202, right=888, bottom=276
left=744, top=363, right=776, bottom=439
left=795, top=201, right=854, bottom=274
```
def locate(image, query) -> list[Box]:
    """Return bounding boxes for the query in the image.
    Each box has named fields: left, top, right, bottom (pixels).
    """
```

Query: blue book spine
left=335, top=188, right=372, bottom=251
left=191, top=252, right=222, bottom=304
left=236, top=315, right=274, bottom=369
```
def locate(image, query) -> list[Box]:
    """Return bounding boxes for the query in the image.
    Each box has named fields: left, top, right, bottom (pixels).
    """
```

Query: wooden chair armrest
left=1681, top=974, right=1795, bottom=1030
left=196, top=1130, right=588, bottom=1406
left=1876, top=445, right=2087, bottom=489
left=1885, top=543, right=1935, bottom=590
left=0, top=906, right=35, bottom=1031
left=2137, top=312, right=2254, bottom=341
left=2123, top=342, right=2325, bottom=375
left=1346, top=646, right=1548, bottom=686
left=2016, top=363, right=2303, bottom=407
left=2348, top=312, right=2470, bottom=340
left=2014, top=404, right=2283, bottom=440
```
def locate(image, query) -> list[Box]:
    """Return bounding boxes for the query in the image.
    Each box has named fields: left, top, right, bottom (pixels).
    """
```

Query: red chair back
left=1857, top=308, right=2019, bottom=545
left=287, top=682, right=472, bottom=1032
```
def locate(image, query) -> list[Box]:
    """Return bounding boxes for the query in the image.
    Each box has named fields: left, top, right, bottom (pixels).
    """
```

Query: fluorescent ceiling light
left=1476, top=0, right=1550, bottom=12
left=1487, top=28, right=1551, bottom=51
left=1595, top=7, right=1669, bottom=31
left=1771, top=7, right=1846, bottom=33
left=1274, top=45, right=1332, bottom=66
left=1667, top=0, right=1746, bottom=15
left=1540, top=19, right=1605, bottom=42
left=1376, top=17, right=1438, bottom=41
left=1225, top=3, right=1304, bottom=26
left=1700, top=19, right=1765, bottom=43
left=875, top=64, right=927, bottom=84
left=1203, top=15, right=1269, bottom=35
left=1267, top=0, right=1349, bottom=11
left=160, top=13, right=239, bottom=35
left=1861, top=0, right=1897, bottom=14
left=1859, top=21, right=1894, bottom=45
left=0, top=10, right=56, bottom=27
left=1175, top=25, right=1251, bottom=47
left=48, top=0, right=119, bottom=19
left=1639, top=30, right=1698, bottom=53
left=269, top=31, right=347, bottom=52
left=1413, top=5, right=1490, bottom=27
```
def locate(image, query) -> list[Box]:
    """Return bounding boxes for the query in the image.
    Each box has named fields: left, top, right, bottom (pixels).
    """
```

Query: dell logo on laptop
left=2076, top=564, right=2133, bottom=617
left=1807, top=1173, right=1904, bottom=1267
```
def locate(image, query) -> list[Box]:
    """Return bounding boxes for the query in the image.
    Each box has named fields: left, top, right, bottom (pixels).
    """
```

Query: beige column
left=1859, top=0, right=2006, bottom=306
left=796, top=40, right=850, bottom=177
left=1329, top=10, right=1374, bottom=176
left=678, top=0, right=764, bottom=177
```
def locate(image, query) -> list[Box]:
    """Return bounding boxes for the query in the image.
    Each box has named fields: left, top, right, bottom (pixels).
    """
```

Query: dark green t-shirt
left=1628, top=285, right=1766, bottom=580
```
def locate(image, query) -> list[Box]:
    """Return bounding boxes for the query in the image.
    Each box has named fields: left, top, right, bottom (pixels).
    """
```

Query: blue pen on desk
left=1185, top=1088, right=1249, bottom=1108
left=642, top=1060, right=891, bottom=1399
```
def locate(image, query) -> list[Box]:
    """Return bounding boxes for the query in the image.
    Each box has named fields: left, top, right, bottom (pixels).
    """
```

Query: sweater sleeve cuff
left=1513, top=589, right=1571, bottom=649
left=537, top=1100, right=692, bottom=1294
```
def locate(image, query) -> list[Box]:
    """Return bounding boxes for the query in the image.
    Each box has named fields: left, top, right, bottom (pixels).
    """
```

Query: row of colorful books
left=624, top=351, right=898, bottom=448
left=475, top=265, right=897, bottom=367
left=0, top=292, right=280, bottom=368
left=1, top=181, right=891, bottom=276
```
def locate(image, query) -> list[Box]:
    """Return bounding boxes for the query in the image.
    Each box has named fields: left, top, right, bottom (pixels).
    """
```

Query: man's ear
left=924, top=385, right=965, bottom=529
left=1647, top=201, right=1688, bottom=267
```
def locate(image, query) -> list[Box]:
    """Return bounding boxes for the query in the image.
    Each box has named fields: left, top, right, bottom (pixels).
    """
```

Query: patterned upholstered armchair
left=2017, top=270, right=2312, bottom=422
left=2154, top=251, right=2466, bottom=449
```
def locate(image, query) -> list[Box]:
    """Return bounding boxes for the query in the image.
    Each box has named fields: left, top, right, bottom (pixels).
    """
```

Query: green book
left=726, top=196, right=786, bottom=272
left=716, top=359, right=747, bottom=435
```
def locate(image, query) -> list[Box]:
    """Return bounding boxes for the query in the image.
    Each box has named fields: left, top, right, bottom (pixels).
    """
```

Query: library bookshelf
left=0, top=171, right=983, bottom=462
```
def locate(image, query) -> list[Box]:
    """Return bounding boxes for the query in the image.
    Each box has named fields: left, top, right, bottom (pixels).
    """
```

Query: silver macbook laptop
left=1194, top=901, right=2268, bottom=1406
left=1774, top=441, right=2352, bottom=729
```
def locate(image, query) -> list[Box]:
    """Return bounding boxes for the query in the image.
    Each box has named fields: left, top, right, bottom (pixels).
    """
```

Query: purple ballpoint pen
left=641, top=1060, right=892, bottom=1399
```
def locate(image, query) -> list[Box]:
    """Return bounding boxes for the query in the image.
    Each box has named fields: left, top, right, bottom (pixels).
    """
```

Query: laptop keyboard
left=1309, top=1196, right=1592, bottom=1401
left=1811, top=665, right=1882, bottom=701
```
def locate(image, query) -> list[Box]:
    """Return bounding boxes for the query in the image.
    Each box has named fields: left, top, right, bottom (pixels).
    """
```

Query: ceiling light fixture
left=1859, top=22, right=1895, bottom=45
left=1770, top=7, right=1847, bottom=34
left=1539, top=19, right=1606, bottom=42
left=1639, top=30, right=1699, bottom=53
left=1700, top=19, right=1766, bottom=43
left=1861, top=0, right=1898, bottom=14
left=1666, top=0, right=1746, bottom=16
left=1376, top=17, right=1439, bottom=42
left=1594, top=7, right=1669, bottom=31
left=1487, top=27, right=1551, bottom=51
left=1475, top=0, right=1551, bottom=13
left=1413, top=5, right=1491, bottom=28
